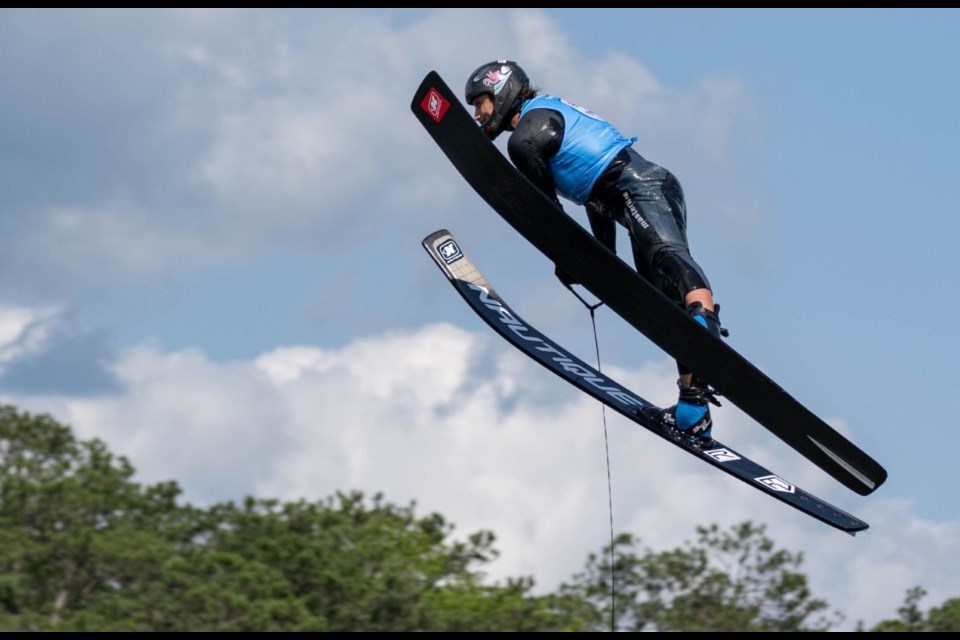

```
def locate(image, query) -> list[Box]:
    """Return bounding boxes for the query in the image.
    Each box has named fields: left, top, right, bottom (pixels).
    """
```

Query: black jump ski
left=411, top=71, right=886, bottom=497
left=423, top=229, right=868, bottom=534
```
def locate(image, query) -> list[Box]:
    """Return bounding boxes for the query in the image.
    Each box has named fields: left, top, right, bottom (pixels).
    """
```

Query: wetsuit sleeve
left=507, top=108, right=564, bottom=208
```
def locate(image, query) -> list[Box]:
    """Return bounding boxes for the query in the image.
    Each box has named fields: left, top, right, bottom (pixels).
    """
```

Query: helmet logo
left=475, top=66, right=512, bottom=96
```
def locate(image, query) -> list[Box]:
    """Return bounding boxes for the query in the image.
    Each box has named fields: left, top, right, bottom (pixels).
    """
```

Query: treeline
left=0, top=404, right=955, bottom=631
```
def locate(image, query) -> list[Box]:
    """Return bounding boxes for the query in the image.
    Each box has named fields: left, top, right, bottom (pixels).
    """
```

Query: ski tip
left=411, top=70, right=448, bottom=115
left=422, top=228, right=452, bottom=246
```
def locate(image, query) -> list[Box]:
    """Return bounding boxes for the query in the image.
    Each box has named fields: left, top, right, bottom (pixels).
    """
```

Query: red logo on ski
left=421, top=88, right=449, bottom=123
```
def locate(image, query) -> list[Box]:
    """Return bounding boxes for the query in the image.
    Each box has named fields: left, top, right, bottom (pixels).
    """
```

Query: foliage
left=0, top=404, right=583, bottom=631
left=863, top=587, right=960, bottom=632
left=2, top=403, right=958, bottom=632
left=560, top=521, right=842, bottom=632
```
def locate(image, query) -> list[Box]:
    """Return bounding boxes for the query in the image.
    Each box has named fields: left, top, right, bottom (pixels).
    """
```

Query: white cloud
left=0, top=305, right=62, bottom=372
left=180, top=44, right=251, bottom=89
left=0, top=9, right=760, bottom=291
left=5, top=323, right=957, bottom=630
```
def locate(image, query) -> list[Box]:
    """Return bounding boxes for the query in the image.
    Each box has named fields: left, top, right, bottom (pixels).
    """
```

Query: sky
left=1, top=8, right=959, bottom=629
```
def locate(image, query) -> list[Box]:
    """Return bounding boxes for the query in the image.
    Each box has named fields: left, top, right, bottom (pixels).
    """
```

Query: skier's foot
left=656, top=401, right=713, bottom=442
left=642, top=381, right=719, bottom=444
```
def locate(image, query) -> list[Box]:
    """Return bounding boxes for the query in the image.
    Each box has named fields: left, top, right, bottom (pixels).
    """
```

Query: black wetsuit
left=506, top=102, right=711, bottom=306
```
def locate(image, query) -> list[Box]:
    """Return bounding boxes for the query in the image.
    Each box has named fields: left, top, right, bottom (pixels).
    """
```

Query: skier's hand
left=554, top=265, right=579, bottom=287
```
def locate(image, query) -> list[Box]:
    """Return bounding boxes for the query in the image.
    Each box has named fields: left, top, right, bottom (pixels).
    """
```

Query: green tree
left=10, top=403, right=956, bottom=632
left=865, top=587, right=960, bottom=632
left=141, top=491, right=586, bottom=631
left=0, top=404, right=189, bottom=632
left=0, top=404, right=588, bottom=631
left=561, top=521, right=841, bottom=632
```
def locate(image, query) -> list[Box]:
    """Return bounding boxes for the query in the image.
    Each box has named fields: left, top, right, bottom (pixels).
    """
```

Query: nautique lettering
left=467, top=283, right=645, bottom=408
left=533, top=342, right=567, bottom=359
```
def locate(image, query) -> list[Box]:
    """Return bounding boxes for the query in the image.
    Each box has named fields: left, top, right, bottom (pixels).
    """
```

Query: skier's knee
left=653, top=249, right=710, bottom=298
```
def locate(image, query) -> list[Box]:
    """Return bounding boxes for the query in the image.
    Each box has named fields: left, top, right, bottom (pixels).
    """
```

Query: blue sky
left=1, top=9, right=959, bottom=628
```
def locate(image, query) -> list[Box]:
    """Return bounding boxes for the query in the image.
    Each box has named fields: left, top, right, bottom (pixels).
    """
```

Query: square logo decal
left=437, top=239, right=462, bottom=264
left=421, top=88, right=449, bottom=123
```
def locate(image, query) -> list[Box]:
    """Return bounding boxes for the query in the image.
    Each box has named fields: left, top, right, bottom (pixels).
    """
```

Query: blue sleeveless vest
left=520, top=95, right=635, bottom=204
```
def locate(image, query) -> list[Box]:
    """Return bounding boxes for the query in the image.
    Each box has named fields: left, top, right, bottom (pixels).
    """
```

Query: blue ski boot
left=655, top=301, right=727, bottom=442
left=656, top=381, right=720, bottom=442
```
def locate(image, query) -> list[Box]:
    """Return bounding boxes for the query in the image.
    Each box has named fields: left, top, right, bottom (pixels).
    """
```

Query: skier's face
left=472, top=93, right=494, bottom=126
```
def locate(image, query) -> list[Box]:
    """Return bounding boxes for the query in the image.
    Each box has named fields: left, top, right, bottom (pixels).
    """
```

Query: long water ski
left=423, top=229, right=868, bottom=534
left=411, top=71, right=886, bottom=497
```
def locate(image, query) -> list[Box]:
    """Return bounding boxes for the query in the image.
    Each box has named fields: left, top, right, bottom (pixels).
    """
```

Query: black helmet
left=465, top=60, right=530, bottom=140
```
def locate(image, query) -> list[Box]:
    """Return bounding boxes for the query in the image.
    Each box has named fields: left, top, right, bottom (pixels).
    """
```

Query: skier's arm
left=507, top=108, right=564, bottom=209
left=507, top=110, right=581, bottom=287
